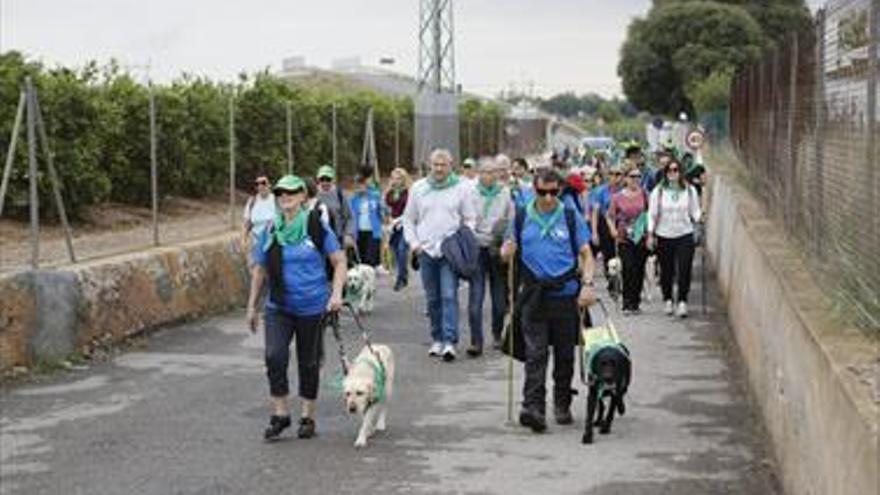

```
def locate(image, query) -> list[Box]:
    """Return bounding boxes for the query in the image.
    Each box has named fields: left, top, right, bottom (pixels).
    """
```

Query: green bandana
left=478, top=183, right=501, bottom=217
left=526, top=199, right=564, bottom=238
left=355, top=355, right=387, bottom=404
left=428, top=173, right=460, bottom=191
left=265, top=210, right=309, bottom=250
left=664, top=183, right=683, bottom=202
left=390, top=186, right=404, bottom=202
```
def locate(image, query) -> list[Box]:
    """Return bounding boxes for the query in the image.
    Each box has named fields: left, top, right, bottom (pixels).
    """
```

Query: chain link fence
left=729, top=0, right=879, bottom=332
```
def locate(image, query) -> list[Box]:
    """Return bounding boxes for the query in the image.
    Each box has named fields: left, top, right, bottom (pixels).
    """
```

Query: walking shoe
left=428, top=342, right=443, bottom=357
left=442, top=344, right=456, bottom=362
left=664, top=300, right=674, bottom=315
left=519, top=408, right=547, bottom=433
left=263, top=414, right=291, bottom=441
left=553, top=405, right=574, bottom=425
left=297, top=417, right=316, bottom=439
left=491, top=338, right=503, bottom=351
left=465, top=345, right=483, bottom=358
left=676, top=301, right=688, bottom=318
left=393, top=280, right=408, bottom=292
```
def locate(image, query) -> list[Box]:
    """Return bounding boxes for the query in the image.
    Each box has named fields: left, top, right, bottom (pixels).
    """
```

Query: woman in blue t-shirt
left=246, top=175, right=346, bottom=441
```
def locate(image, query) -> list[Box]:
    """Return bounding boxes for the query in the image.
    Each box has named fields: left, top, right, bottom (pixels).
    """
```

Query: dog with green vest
left=342, top=343, right=395, bottom=448
left=581, top=320, right=631, bottom=445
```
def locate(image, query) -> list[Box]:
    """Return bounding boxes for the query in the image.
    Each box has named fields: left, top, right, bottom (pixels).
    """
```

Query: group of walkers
left=240, top=139, right=707, bottom=439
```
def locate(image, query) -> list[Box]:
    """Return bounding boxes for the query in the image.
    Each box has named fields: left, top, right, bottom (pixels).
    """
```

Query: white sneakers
left=441, top=344, right=456, bottom=362
left=428, top=342, right=443, bottom=356
left=664, top=300, right=674, bottom=315
left=676, top=302, right=688, bottom=318
left=429, top=342, right=457, bottom=361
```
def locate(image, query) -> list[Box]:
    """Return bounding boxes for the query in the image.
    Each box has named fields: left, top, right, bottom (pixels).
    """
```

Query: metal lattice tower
left=418, top=0, right=456, bottom=93
left=414, top=0, right=460, bottom=170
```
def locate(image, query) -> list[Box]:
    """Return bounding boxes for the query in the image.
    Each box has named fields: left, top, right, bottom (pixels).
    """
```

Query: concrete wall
left=706, top=173, right=878, bottom=495
left=0, top=234, right=249, bottom=371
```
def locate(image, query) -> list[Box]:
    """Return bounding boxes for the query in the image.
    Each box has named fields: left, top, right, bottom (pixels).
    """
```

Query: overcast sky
left=1, top=0, right=825, bottom=99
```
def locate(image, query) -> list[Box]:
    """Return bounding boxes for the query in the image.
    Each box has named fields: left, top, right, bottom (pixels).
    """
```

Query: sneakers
left=428, top=342, right=443, bottom=357
left=263, top=415, right=291, bottom=441
left=676, top=301, right=688, bottom=318
left=519, top=408, right=547, bottom=433
left=441, top=344, right=456, bottom=362
left=393, top=280, right=408, bottom=292
left=297, top=417, right=316, bottom=439
left=664, top=300, right=674, bottom=315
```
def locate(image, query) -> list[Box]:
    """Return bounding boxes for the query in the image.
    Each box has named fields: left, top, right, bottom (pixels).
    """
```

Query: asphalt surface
left=1, top=257, right=780, bottom=495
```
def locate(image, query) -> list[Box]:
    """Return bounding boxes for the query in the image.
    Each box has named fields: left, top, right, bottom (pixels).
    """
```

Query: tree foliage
left=0, top=52, right=503, bottom=219
left=622, top=0, right=811, bottom=115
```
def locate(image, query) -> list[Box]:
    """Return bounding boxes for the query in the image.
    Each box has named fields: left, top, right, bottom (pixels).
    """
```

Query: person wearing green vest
left=606, top=165, right=650, bottom=314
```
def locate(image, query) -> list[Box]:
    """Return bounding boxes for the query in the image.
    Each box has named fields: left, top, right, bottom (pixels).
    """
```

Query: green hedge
left=0, top=52, right=503, bottom=219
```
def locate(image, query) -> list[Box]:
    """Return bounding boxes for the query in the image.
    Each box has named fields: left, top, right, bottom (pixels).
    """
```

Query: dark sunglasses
left=255, top=179, right=269, bottom=186
left=274, top=188, right=304, bottom=196
left=535, top=187, right=560, bottom=197
left=668, top=167, right=680, bottom=173
left=317, top=177, right=333, bottom=183
left=628, top=174, right=642, bottom=179
left=610, top=171, right=622, bottom=176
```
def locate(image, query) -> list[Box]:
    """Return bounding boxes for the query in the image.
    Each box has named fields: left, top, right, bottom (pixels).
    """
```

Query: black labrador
left=582, top=344, right=631, bottom=444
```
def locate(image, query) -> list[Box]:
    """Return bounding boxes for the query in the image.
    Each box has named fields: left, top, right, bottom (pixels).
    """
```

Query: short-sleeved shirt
left=254, top=219, right=341, bottom=317
left=590, top=183, right=619, bottom=217
left=609, top=189, right=648, bottom=240
left=244, top=194, right=277, bottom=238
left=513, top=205, right=591, bottom=298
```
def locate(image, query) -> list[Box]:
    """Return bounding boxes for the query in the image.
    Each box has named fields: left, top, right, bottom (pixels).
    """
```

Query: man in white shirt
left=403, top=149, right=477, bottom=361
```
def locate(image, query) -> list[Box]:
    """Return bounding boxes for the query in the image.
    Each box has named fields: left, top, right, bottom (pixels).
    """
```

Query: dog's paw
left=354, top=437, right=367, bottom=448
left=376, top=420, right=386, bottom=432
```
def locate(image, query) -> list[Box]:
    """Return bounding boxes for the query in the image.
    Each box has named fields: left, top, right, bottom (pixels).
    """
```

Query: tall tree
left=618, top=1, right=766, bottom=115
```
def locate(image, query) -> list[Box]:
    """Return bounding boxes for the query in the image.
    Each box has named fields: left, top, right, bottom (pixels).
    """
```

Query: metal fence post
left=332, top=103, right=338, bottom=170
left=229, top=95, right=236, bottom=231
left=149, top=84, right=159, bottom=247
left=33, top=89, right=76, bottom=263
left=813, top=10, right=826, bottom=258
left=868, top=0, right=878, bottom=253
left=395, top=110, right=400, bottom=168
left=0, top=90, right=25, bottom=217
left=787, top=33, right=800, bottom=231
left=286, top=101, right=294, bottom=174
left=25, top=78, right=39, bottom=268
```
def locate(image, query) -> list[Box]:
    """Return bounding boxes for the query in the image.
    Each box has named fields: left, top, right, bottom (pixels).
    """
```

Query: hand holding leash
left=578, top=285, right=597, bottom=308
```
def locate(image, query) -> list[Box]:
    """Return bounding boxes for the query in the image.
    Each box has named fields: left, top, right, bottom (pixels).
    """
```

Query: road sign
left=686, top=129, right=705, bottom=150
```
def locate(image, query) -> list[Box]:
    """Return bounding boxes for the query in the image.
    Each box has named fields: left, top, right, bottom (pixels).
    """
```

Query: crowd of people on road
left=241, top=137, right=708, bottom=439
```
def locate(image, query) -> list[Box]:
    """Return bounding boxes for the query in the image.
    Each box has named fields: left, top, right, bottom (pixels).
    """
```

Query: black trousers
left=619, top=239, right=648, bottom=310
left=593, top=217, right=617, bottom=282
left=522, top=296, right=579, bottom=413
left=657, top=233, right=696, bottom=303
left=356, top=231, right=381, bottom=267
left=264, top=309, right=324, bottom=399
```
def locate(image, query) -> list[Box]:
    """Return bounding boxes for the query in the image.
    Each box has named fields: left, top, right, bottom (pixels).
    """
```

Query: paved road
left=1, top=259, right=779, bottom=495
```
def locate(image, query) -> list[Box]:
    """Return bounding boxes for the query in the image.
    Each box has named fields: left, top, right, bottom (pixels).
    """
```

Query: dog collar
left=354, top=356, right=387, bottom=404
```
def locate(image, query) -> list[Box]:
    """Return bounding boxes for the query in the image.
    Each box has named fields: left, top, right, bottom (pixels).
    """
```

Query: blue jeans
left=418, top=252, right=460, bottom=345
left=390, top=228, right=408, bottom=285
left=467, top=248, right=506, bottom=346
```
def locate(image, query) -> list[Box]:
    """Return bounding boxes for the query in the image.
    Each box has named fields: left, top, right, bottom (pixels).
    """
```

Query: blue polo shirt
left=590, top=183, right=619, bottom=217
left=255, top=220, right=341, bottom=317
left=512, top=205, right=591, bottom=298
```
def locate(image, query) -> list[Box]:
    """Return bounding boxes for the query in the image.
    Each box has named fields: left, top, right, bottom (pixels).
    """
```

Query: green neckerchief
left=663, top=183, right=684, bottom=202
left=478, top=182, right=502, bottom=217
left=390, top=186, right=404, bottom=202
left=355, top=355, right=387, bottom=403
left=267, top=210, right=309, bottom=249
left=428, top=173, right=460, bottom=191
left=526, top=199, right=564, bottom=238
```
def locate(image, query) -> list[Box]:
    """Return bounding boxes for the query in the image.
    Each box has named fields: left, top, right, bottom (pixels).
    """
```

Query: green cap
left=316, top=165, right=336, bottom=180
left=273, top=175, right=306, bottom=193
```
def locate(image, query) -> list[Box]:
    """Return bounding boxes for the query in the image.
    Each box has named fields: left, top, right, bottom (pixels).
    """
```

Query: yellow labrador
left=342, top=344, right=395, bottom=448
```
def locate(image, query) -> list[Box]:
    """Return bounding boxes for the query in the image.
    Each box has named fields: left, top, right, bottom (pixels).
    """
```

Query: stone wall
left=0, top=234, right=249, bottom=371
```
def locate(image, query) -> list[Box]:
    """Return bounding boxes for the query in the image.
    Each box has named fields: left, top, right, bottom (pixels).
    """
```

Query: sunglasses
left=535, top=187, right=560, bottom=197
left=628, top=174, right=642, bottom=179
left=274, top=188, right=304, bottom=196
left=611, top=172, right=622, bottom=176
left=255, top=179, right=269, bottom=186
left=318, top=177, right=333, bottom=183
left=668, top=167, right=680, bottom=173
